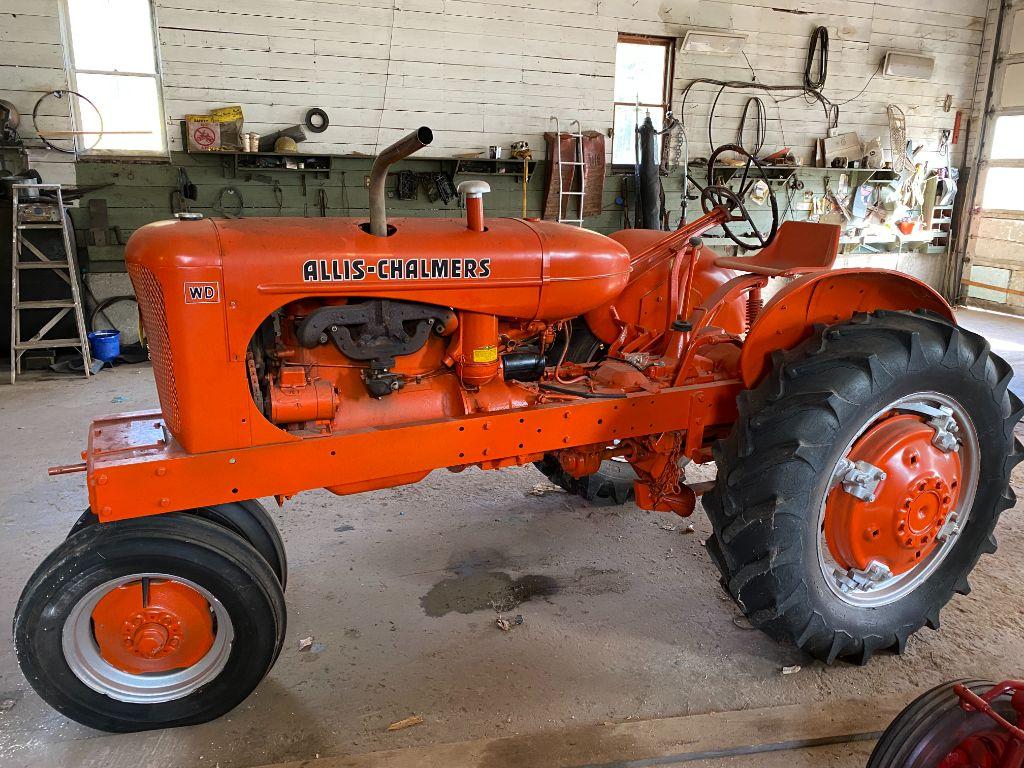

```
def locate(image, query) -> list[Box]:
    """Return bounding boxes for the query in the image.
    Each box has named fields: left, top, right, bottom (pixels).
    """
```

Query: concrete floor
left=1, top=307, right=1022, bottom=768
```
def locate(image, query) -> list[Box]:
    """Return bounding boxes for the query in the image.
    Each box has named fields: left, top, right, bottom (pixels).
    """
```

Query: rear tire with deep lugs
left=704, top=310, right=1022, bottom=664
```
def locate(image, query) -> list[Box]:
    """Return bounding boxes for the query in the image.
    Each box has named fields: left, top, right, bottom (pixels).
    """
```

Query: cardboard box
left=185, top=115, right=221, bottom=152
left=211, top=105, right=244, bottom=151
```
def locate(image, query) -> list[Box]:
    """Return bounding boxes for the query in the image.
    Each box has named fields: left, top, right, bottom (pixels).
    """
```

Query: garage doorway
left=964, top=2, right=1024, bottom=315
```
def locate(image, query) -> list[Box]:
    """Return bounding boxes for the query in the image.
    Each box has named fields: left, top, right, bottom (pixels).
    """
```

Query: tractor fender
left=739, top=268, right=955, bottom=388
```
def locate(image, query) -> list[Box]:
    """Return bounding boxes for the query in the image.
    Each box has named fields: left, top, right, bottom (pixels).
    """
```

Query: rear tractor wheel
left=14, top=515, right=286, bottom=732
left=705, top=310, right=1023, bottom=664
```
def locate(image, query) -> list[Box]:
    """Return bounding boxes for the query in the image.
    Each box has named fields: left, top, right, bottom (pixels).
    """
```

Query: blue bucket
left=88, top=329, right=121, bottom=362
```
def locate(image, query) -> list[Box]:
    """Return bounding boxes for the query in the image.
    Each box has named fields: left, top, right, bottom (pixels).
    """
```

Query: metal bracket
left=927, top=407, right=960, bottom=453
left=834, top=560, right=893, bottom=593
left=935, top=512, right=962, bottom=541
left=833, top=457, right=886, bottom=502
left=897, top=402, right=961, bottom=453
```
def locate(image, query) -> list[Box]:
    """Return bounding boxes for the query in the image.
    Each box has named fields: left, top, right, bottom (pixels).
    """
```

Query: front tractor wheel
left=14, top=515, right=286, bottom=732
left=867, top=680, right=1020, bottom=768
left=67, top=499, right=288, bottom=589
left=705, top=310, right=1023, bottom=664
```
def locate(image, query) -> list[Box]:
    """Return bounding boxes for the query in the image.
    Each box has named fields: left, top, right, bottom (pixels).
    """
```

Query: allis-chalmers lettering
left=302, top=257, right=491, bottom=282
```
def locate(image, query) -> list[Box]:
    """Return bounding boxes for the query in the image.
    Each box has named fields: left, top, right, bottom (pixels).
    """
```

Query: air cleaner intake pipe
left=369, top=126, right=433, bottom=237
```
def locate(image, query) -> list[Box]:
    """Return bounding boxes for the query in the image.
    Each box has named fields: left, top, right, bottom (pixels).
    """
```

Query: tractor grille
left=128, top=264, right=182, bottom=434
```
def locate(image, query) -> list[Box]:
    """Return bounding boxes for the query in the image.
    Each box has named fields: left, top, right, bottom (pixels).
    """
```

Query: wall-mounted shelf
left=183, top=146, right=539, bottom=183
left=218, top=151, right=333, bottom=178
left=707, top=164, right=899, bottom=185
left=450, top=157, right=537, bottom=180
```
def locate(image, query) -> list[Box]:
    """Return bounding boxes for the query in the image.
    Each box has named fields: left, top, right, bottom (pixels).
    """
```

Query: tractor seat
left=713, top=221, right=841, bottom=277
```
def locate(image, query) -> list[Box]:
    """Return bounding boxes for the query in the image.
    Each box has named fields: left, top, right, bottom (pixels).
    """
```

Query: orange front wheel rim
left=91, top=578, right=216, bottom=675
left=62, top=574, right=234, bottom=703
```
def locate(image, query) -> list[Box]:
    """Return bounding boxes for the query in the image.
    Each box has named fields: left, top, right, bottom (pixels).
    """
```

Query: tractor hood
left=126, top=215, right=631, bottom=322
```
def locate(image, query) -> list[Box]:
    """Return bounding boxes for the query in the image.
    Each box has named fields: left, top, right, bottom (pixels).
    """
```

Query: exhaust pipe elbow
left=368, top=126, right=433, bottom=237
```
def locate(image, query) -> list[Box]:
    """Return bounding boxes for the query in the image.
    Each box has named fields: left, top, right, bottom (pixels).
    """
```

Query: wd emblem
left=184, top=282, right=220, bottom=304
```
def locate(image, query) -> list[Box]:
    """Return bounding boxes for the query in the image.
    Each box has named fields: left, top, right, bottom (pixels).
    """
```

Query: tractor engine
left=247, top=298, right=552, bottom=435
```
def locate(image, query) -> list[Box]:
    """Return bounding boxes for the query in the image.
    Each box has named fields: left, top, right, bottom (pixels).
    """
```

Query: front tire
left=14, top=514, right=286, bottom=732
left=704, top=310, right=1022, bottom=664
left=868, top=680, right=1016, bottom=767
left=68, top=499, right=288, bottom=589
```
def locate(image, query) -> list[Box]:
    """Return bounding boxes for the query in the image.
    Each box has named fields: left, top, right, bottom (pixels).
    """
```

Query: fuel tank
left=584, top=228, right=747, bottom=344
left=127, top=216, right=631, bottom=322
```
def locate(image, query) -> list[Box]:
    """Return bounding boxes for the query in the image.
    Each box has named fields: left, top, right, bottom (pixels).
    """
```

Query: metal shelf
left=708, top=164, right=898, bottom=182
left=183, top=147, right=538, bottom=182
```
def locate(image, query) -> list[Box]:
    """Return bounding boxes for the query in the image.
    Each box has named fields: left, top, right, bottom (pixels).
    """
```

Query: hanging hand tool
left=171, top=168, right=198, bottom=213
left=823, top=175, right=851, bottom=223
left=273, top=181, right=284, bottom=216
left=781, top=174, right=803, bottom=221
left=213, top=187, right=244, bottom=219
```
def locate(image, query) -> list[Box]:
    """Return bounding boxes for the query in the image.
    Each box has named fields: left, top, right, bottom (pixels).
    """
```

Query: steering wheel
left=688, top=143, right=779, bottom=250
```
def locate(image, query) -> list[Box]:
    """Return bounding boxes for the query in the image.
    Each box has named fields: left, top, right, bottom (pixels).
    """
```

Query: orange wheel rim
left=817, top=392, right=978, bottom=607
left=824, top=414, right=962, bottom=577
left=91, top=579, right=216, bottom=674
left=62, top=573, right=234, bottom=703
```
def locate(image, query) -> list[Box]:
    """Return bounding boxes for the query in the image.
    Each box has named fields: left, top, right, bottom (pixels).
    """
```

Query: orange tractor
left=14, top=128, right=1022, bottom=732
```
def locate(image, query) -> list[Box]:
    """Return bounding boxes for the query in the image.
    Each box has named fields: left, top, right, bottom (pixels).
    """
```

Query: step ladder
left=550, top=117, right=585, bottom=227
left=9, top=183, right=92, bottom=383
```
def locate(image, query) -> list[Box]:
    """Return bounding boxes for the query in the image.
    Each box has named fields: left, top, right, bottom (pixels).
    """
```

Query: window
left=982, top=115, right=1024, bottom=211
left=612, top=34, right=674, bottom=166
left=61, top=0, right=165, bottom=155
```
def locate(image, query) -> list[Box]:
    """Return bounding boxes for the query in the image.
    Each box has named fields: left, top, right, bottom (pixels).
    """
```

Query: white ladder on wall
left=550, top=117, right=585, bottom=227
left=9, top=183, right=92, bottom=383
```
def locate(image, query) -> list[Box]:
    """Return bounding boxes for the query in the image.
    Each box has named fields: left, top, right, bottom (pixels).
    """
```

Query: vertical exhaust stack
left=368, top=126, right=433, bottom=237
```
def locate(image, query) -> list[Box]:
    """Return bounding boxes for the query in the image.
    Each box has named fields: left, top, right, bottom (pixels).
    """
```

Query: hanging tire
left=704, top=310, right=1023, bottom=664
left=14, top=514, right=286, bottom=732
left=67, top=499, right=287, bottom=588
left=867, top=679, right=1016, bottom=767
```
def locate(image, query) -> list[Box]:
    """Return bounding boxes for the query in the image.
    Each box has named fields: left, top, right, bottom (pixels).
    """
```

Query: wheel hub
left=939, top=731, right=1012, bottom=768
left=825, top=414, right=962, bottom=577
left=91, top=579, right=215, bottom=675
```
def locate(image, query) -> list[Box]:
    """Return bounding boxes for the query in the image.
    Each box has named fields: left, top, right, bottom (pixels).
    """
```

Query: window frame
left=611, top=33, right=676, bottom=168
left=978, top=110, right=1024, bottom=214
left=58, top=0, right=169, bottom=159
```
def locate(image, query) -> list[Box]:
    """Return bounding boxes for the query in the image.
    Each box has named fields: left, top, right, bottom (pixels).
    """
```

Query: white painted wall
left=1, top=1, right=77, bottom=184
left=0, top=0, right=993, bottom=169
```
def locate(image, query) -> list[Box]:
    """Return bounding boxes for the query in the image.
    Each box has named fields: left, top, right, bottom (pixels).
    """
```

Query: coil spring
left=746, top=287, right=763, bottom=332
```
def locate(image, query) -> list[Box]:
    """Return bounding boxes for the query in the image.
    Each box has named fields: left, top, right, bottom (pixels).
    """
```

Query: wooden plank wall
left=2, top=0, right=991, bottom=169
left=0, top=0, right=76, bottom=184
left=963, top=0, right=1024, bottom=316
left=150, top=0, right=990, bottom=164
